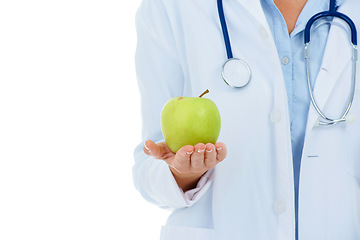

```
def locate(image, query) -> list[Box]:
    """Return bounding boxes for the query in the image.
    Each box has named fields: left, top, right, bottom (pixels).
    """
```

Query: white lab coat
left=133, top=0, right=360, bottom=239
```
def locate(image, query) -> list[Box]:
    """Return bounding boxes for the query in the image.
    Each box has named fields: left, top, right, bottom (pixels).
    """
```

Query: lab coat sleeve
left=132, top=0, right=214, bottom=210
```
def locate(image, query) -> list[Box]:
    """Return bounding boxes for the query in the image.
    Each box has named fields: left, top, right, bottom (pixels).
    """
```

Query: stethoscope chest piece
left=222, top=58, right=251, bottom=88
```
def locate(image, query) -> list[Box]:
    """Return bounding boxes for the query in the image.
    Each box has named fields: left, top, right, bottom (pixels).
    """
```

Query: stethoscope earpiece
left=304, top=0, right=357, bottom=126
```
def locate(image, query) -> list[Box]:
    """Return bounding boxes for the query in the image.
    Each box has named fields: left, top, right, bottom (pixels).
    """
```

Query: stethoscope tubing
left=305, top=42, right=358, bottom=125
left=217, top=0, right=358, bottom=125
left=304, top=11, right=357, bottom=45
left=217, top=0, right=233, bottom=59
left=304, top=3, right=358, bottom=125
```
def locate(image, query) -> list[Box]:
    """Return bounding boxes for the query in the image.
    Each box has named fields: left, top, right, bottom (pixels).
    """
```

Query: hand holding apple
left=143, top=140, right=227, bottom=191
left=142, top=90, right=226, bottom=191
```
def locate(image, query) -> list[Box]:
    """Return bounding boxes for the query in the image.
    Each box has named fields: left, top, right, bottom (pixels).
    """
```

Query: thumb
left=143, top=140, right=167, bottom=160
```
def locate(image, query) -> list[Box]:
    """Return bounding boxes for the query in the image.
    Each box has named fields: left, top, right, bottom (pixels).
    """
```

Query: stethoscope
left=217, top=0, right=358, bottom=125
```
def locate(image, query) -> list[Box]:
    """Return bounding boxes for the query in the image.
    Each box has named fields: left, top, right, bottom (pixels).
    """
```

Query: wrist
left=169, top=167, right=206, bottom=192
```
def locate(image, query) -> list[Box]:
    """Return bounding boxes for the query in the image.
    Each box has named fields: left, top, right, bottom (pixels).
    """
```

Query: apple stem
left=199, top=89, right=209, bottom=98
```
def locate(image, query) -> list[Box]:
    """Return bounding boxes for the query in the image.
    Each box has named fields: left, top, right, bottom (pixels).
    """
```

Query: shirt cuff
left=181, top=168, right=215, bottom=206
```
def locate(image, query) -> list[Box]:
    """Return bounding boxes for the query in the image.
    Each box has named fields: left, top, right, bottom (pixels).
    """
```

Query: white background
left=0, top=0, right=169, bottom=239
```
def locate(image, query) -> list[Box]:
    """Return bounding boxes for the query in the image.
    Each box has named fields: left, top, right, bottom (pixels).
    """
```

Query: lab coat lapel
left=305, top=15, right=354, bottom=130
left=235, top=0, right=271, bottom=33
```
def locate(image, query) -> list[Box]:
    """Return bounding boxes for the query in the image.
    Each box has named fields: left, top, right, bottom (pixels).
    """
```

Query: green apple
left=161, top=89, right=221, bottom=153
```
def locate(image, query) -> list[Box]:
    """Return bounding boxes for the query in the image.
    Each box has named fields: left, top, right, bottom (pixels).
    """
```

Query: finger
left=215, top=142, right=227, bottom=162
left=204, top=143, right=217, bottom=168
left=171, top=145, right=194, bottom=173
left=143, top=140, right=152, bottom=155
left=190, top=143, right=206, bottom=170
left=143, top=140, right=166, bottom=159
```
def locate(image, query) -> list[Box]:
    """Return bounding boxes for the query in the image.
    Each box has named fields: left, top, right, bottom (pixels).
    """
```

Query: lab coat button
left=258, top=26, right=269, bottom=39
left=270, top=110, right=281, bottom=123
left=274, top=200, right=286, bottom=214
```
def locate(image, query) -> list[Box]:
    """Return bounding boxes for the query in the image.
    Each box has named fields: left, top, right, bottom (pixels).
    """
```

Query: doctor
left=133, top=0, right=360, bottom=239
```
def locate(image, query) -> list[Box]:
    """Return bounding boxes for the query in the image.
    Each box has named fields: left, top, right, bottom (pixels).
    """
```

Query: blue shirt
left=260, top=0, right=343, bottom=238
